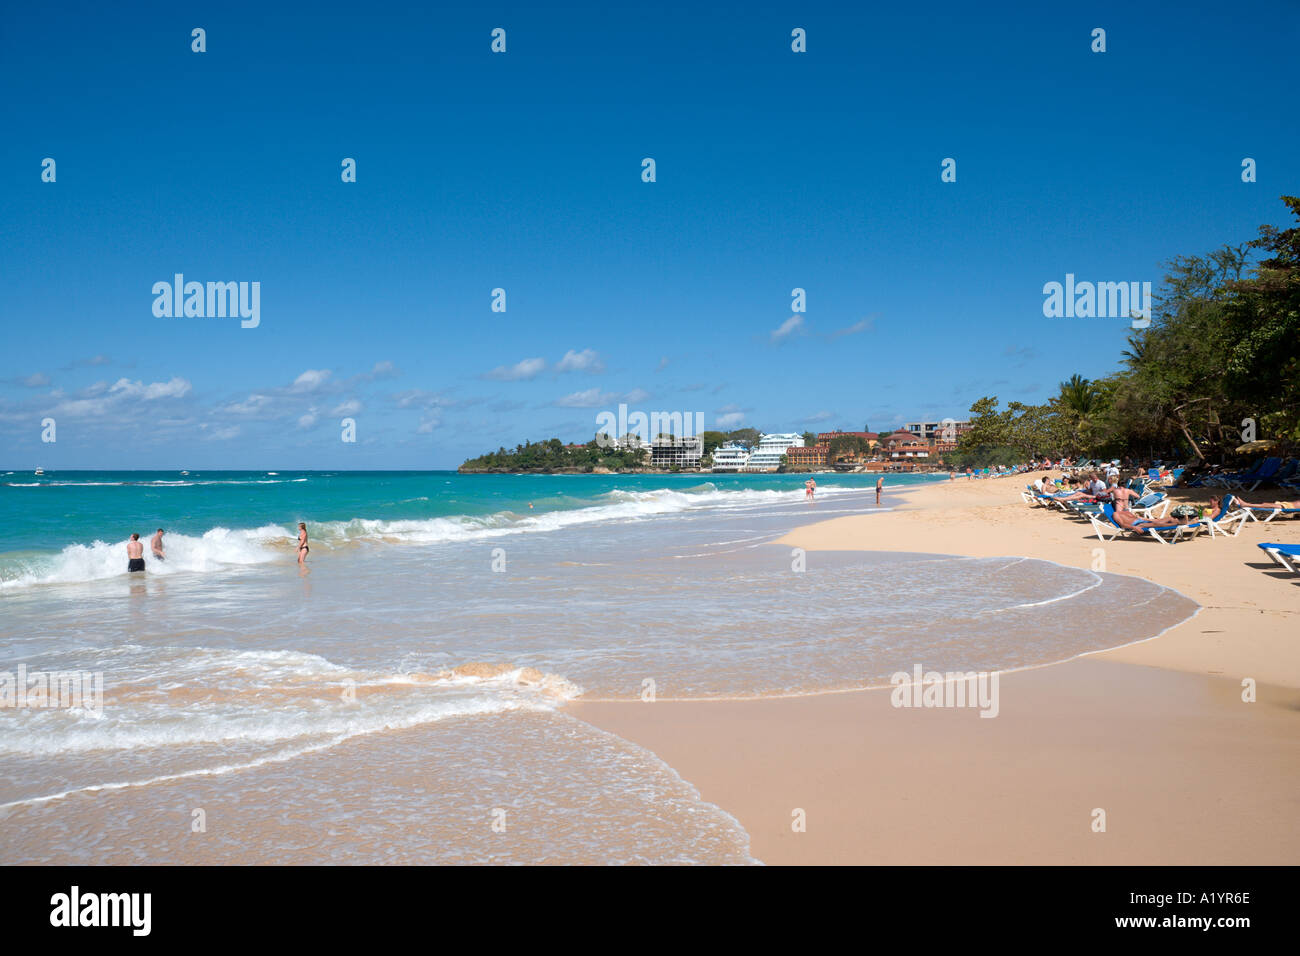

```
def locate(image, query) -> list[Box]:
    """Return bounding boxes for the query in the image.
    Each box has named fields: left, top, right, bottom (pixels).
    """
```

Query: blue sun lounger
left=1256, top=542, right=1300, bottom=574
left=1089, top=497, right=1243, bottom=544
left=1243, top=503, right=1300, bottom=522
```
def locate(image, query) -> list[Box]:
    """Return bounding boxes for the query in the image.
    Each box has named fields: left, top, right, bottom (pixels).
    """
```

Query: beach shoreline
left=567, top=477, right=1300, bottom=865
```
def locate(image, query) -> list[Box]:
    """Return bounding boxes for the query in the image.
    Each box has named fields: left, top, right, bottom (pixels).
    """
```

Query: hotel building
left=710, top=442, right=753, bottom=471
left=742, top=433, right=805, bottom=472
left=649, top=435, right=704, bottom=469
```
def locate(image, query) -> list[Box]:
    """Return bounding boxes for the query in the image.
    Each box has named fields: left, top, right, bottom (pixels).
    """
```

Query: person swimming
left=297, top=522, right=309, bottom=566
left=126, top=533, right=145, bottom=572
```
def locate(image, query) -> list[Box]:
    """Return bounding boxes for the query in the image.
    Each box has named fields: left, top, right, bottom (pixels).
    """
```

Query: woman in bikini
left=297, top=522, right=309, bottom=566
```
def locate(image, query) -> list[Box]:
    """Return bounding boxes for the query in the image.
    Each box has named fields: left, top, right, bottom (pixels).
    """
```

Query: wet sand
left=569, top=477, right=1300, bottom=864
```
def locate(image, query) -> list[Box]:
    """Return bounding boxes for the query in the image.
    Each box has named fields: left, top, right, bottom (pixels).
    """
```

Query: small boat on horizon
left=34, top=467, right=44, bottom=476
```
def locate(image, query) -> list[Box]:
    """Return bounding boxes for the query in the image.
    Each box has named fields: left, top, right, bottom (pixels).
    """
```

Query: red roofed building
left=884, top=430, right=932, bottom=461
left=785, top=444, right=828, bottom=468
left=817, top=430, right=879, bottom=448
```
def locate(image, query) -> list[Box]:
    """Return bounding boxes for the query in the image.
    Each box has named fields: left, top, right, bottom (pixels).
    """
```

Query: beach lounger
left=1205, top=458, right=1259, bottom=488
left=1242, top=504, right=1300, bottom=522
left=1131, top=492, right=1168, bottom=519
left=1256, top=542, right=1300, bottom=574
left=1227, top=457, right=1281, bottom=491
left=1090, top=501, right=1229, bottom=545
left=1205, top=494, right=1249, bottom=537
left=1088, top=504, right=1127, bottom=542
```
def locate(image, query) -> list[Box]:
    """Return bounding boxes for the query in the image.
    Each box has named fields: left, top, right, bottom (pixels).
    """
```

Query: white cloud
left=297, top=409, right=319, bottom=429
left=333, top=399, right=362, bottom=415
left=554, top=388, right=616, bottom=408
left=292, top=369, right=332, bottom=392
left=369, top=360, right=399, bottom=379
left=47, top=376, right=192, bottom=418
left=828, top=318, right=872, bottom=339
left=484, top=357, right=546, bottom=381
left=20, top=373, right=50, bottom=387
left=109, top=377, right=192, bottom=400
left=716, top=412, right=745, bottom=427
left=555, top=349, right=603, bottom=373
left=553, top=387, right=650, bottom=408
left=771, top=315, right=803, bottom=342
left=223, top=394, right=271, bottom=415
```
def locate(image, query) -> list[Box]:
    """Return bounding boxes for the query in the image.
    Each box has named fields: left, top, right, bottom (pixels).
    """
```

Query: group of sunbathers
left=1034, top=470, right=1231, bottom=531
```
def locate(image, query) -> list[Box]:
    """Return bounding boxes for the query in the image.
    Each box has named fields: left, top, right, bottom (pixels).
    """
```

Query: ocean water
left=0, top=471, right=1196, bottom=864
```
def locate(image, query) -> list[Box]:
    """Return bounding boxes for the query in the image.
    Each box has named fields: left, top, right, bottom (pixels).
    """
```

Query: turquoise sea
left=0, top=470, right=1195, bottom=864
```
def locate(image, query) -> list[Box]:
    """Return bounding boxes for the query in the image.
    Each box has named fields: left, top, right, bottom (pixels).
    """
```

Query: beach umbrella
left=1235, top=439, right=1277, bottom=453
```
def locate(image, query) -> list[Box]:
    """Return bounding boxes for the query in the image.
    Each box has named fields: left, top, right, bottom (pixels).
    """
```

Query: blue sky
left=2, top=0, right=1297, bottom=469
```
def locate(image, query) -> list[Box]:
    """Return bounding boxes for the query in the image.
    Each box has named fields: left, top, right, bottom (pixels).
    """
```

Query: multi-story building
left=817, top=430, right=880, bottom=465
left=902, top=420, right=971, bottom=440
left=816, top=430, right=879, bottom=448
left=743, top=433, right=805, bottom=472
left=710, top=442, right=752, bottom=472
left=784, top=444, right=828, bottom=468
left=884, top=429, right=933, bottom=460
left=650, top=435, right=703, bottom=469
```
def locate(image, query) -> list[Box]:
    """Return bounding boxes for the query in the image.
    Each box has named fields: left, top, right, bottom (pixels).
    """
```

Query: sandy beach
left=569, top=477, right=1300, bottom=865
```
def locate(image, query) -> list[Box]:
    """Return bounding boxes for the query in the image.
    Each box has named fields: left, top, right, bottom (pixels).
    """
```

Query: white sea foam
left=0, top=483, right=872, bottom=589
left=0, top=524, right=290, bottom=589
left=0, top=646, right=582, bottom=757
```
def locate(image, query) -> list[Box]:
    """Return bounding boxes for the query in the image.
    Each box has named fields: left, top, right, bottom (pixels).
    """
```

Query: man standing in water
left=875, top=475, right=884, bottom=505
left=151, top=528, right=165, bottom=561
left=126, top=533, right=145, bottom=573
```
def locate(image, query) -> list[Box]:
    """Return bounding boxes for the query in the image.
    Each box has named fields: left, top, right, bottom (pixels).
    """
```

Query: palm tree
left=1120, top=334, right=1147, bottom=369
left=1055, top=374, right=1098, bottom=453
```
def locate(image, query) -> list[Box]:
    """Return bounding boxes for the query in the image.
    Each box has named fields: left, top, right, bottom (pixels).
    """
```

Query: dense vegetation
left=460, top=438, right=649, bottom=472
left=460, top=429, right=764, bottom=472
left=950, top=196, right=1300, bottom=469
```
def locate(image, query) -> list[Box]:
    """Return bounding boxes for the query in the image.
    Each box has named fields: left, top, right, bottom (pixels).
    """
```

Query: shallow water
left=0, top=473, right=1196, bottom=863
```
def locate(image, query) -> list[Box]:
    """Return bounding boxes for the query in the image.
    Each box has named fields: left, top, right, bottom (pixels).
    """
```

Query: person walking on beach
left=805, top=477, right=816, bottom=500
left=126, top=533, right=145, bottom=573
left=875, top=476, right=884, bottom=505
left=151, top=528, right=166, bottom=561
left=296, top=522, right=309, bottom=566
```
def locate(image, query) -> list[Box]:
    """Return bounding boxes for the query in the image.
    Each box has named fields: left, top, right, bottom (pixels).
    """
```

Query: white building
left=742, top=433, right=805, bottom=472
left=710, top=442, right=752, bottom=472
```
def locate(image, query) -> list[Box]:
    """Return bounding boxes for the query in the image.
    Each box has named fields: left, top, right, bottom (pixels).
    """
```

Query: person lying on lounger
left=1114, top=496, right=1229, bottom=533
left=1109, top=508, right=1194, bottom=533
left=1231, top=495, right=1300, bottom=511
left=1053, top=474, right=1108, bottom=502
